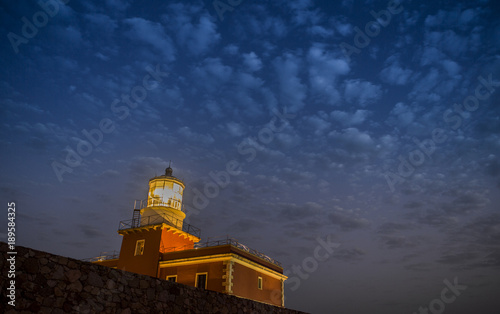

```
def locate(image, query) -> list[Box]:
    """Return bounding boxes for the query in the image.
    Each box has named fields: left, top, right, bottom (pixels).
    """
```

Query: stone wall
left=0, top=242, right=308, bottom=314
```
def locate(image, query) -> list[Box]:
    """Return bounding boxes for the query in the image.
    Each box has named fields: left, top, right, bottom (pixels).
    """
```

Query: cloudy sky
left=1, top=0, right=500, bottom=313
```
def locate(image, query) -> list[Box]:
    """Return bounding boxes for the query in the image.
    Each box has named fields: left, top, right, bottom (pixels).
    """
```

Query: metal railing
left=118, top=212, right=201, bottom=239
left=163, top=237, right=282, bottom=268
left=134, top=198, right=184, bottom=212
left=82, top=251, right=119, bottom=262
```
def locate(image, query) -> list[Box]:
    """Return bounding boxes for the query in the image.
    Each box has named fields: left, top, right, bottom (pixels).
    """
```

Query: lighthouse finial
left=166, top=161, right=173, bottom=176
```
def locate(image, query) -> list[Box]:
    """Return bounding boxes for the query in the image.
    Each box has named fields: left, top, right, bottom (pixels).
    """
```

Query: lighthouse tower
left=141, top=165, right=186, bottom=229
left=116, top=165, right=200, bottom=277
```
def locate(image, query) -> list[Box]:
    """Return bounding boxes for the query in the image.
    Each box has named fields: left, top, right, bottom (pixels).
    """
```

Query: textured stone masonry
left=0, top=242, right=308, bottom=314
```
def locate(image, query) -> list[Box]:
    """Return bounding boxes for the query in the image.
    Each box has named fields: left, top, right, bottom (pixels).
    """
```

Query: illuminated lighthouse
left=141, top=165, right=186, bottom=229
left=115, top=166, right=201, bottom=277
left=92, top=165, right=288, bottom=307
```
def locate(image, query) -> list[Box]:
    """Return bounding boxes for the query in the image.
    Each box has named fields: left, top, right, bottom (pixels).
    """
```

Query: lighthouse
left=92, top=165, right=287, bottom=307
left=115, top=166, right=201, bottom=277
left=141, top=165, right=186, bottom=229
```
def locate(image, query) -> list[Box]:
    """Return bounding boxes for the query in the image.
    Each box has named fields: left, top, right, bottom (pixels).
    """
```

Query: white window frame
left=134, top=239, right=145, bottom=256
left=195, top=272, right=208, bottom=289
left=258, top=276, right=263, bottom=290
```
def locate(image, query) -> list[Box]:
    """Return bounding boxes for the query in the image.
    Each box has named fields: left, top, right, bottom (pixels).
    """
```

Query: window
left=134, top=240, right=145, bottom=256
left=196, top=273, right=208, bottom=289
left=166, top=275, right=177, bottom=282
left=258, top=277, right=263, bottom=290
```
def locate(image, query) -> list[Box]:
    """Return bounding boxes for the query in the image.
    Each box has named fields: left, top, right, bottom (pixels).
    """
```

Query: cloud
left=304, top=113, right=331, bottom=136
left=333, top=19, right=353, bottom=36
left=275, top=168, right=316, bottom=185
left=376, top=221, right=421, bottom=249
left=436, top=251, right=479, bottom=265
left=307, top=44, right=350, bottom=105
left=123, top=17, right=175, bottom=61
left=456, top=214, right=500, bottom=246
left=96, top=169, right=120, bottom=178
left=483, top=157, right=500, bottom=178
left=243, top=13, right=288, bottom=38
left=404, top=262, right=434, bottom=272
left=242, top=52, right=262, bottom=72
left=200, top=58, right=233, bottom=81
left=440, top=190, right=490, bottom=215
left=163, top=3, right=220, bottom=56
left=2, top=98, right=45, bottom=116
left=380, top=235, right=421, bottom=249
left=332, top=248, right=365, bottom=263
left=10, top=121, right=77, bottom=152
left=94, top=52, right=110, bottom=61
left=405, top=209, right=458, bottom=227
left=276, top=202, right=324, bottom=222
left=441, top=59, right=462, bottom=76
left=153, top=85, right=185, bottom=110
left=425, top=7, right=481, bottom=31
left=341, top=0, right=353, bottom=9
left=287, top=0, right=322, bottom=26
left=226, top=122, right=245, bottom=137
left=308, top=25, right=334, bottom=37
left=128, top=157, right=170, bottom=180
left=52, top=25, right=85, bottom=47
left=79, top=224, right=105, bottom=238
left=330, top=110, right=370, bottom=126
left=404, top=201, right=423, bottom=209
left=380, top=55, right=413, bottom=86
left=273, top=53, right=306, bottom=112
left=420, top=6, right=484, bottom=62
left=480, top=250, right=500, bottom=268
left=401, top=10, right=420, bottom=30
left=212, top=70, right=268, bottom=117
left=388, top=102, right=416, bottom=126
left=328, top=128, right=375, bottom=153
left=438, top=213, right=500, bottom=269
left=425, top=30, right=468, bottom=57
left=344, top=80, right=382, bottom=107
left=377, top=222, right=414, bottom=235
left=191, top=57, right=233, bottom=92
left=177, top=126, right=215, bottom=144
left=105, top=0, right=131, bottom=11
left=85, top=13, right=118, bottom=33
left=228, top=218, right=263, bottom=233
left=419, top=47, right=447, bottom=67
left=328, top=206, right=370, bottom=231
left=223, top=44, right=239, bottom=55
left=204, top=100, right=223, bottom=118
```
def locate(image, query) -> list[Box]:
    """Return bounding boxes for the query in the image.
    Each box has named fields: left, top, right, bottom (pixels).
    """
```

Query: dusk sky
left=1, top=0, right=500, bottom=313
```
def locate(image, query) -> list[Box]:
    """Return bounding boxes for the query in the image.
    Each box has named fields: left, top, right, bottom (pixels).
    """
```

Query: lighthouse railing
left=134, top=198, right=184, bottom=211
left=118, top=213, right=201, bottom=238
left=163, top=237, right=282, bottom=268
left=82, top=251, right=119, bottom=262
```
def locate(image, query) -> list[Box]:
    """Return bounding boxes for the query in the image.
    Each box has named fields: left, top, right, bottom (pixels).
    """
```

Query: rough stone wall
left=0, top=242, right=308, bottom=314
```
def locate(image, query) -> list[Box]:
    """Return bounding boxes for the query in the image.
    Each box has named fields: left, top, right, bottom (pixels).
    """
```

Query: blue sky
left=1, top=0, right=500, bottom=313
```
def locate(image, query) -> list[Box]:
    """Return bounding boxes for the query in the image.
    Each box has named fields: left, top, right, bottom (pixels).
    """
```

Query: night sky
left=1, top=0, right=500, bottom=313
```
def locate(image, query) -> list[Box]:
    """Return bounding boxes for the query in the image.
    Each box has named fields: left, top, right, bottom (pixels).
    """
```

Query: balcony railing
left=82, top=251, right=119, bottom=262
left=134, top=198, right=184, bottom=212
left=163, top=237, right=282, bottom=268
left=118, top=212, right=201, bottom=239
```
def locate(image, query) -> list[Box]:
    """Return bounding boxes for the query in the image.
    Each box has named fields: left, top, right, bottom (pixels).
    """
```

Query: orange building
left=91, top=166, right=287, bottom=307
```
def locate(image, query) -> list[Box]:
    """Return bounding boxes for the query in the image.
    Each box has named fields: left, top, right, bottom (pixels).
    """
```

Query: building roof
left=160, top=242, right=283, bottom=273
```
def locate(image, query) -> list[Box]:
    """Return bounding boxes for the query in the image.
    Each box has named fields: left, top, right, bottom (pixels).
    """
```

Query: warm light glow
left=148, top=180, right=183, bottom=209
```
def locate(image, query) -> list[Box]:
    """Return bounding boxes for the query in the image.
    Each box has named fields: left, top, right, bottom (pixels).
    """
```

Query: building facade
left=92, top=166, right=287, bottom=307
